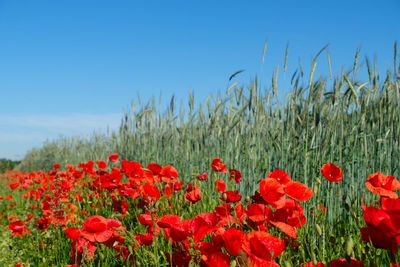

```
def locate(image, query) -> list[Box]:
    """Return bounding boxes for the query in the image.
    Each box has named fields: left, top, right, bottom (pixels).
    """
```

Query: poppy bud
left=283, top=261, right=292, bottom=267
left=223, top=193, right=228, bottom=201
left=245, top=196, right=250, bottom=202
left=346, top=236, right=354, bottom=257
left=315, top=177, right=322, bottom=184
left=230, top=260, right=237, bottom=267
left=313, top=185, right=318, bottom=194
left=329, top=235, right=336, bottom=245
left=315, top=223, right=322, bottom=236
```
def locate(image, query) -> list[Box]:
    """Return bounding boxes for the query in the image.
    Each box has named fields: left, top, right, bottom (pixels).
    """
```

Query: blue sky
left=0, top=0, right=399, bottom=160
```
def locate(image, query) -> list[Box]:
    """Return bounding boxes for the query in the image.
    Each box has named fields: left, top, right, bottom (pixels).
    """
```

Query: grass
left=1, top=42, right=399, bottom=266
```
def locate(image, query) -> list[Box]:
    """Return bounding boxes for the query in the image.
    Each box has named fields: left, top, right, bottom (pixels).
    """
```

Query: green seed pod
left=346, top=236, right=354, bottom=257
left=313, top=184, right=318, bottom=194
left=315, top=223, right=322, bottom=236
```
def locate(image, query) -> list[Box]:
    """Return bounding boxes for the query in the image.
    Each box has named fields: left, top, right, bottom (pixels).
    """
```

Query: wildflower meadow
left=1, top=44, right=400, bottom=266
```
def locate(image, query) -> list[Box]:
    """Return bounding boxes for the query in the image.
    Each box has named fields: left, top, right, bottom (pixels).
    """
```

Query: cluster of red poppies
left=1, top=155, right=399, bottom=266
left=361, top=172, right=400, bottom=254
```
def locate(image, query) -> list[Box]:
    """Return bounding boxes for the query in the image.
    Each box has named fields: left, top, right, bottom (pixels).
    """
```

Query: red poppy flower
left=143, top=182, right=161, bottom=202
left=269, top=220, right=297, bottom=239
left=191, top=214, right=218, bottom=243
left=9, top=183, right=20, bottom=190
left=246, top=203, right=273, bottom=224
left=80, top=216, right=119, bottom=243
left=158, top=215, right=181, bottom=228
left=329, top=258, right=363, bottom=267
left=365, top=172, right=400, bottom=199
left=284, top=181, right=313, bottom=201
left=174, top=180, right=184, bottom=191
left=137, top=212, right=155, bottom=226
left=70, top=237, right=97, bottom=262
left=215, top=203, right=232, bottom=218
left=96, top=160, right=107, bottom=169
left=197, top=241, right=222, bottom=258
left=381, top=197, right=400, bottom=229
left=162, top=184, right=174, bottom=198
left=196, top=172, right=208, bottom=181
left=135, top=233, right=153, bottom=246
left=300, top=262, right=326, bottom=267
left=220, top=190, right=242, bottom=203
left=166, top=251, right=192, bottom=267
left=53, top=163, right=60, bottom=169
left=108, top=153, right=120, bottom=163
left=272, top=199, right=307, bottom=227
left=202, top=251, right=230, bottom=267
left=168, top=220, right=192, bottom=242
left=360, top=204, right=397, bottom=253
left=121, top=160, right=144, bottom=178
left=214, top=179, right=226, bottom=192
left=211, top=158, right=228, bottom=173
left=321, top=163, right=343, bottom=182
left=222, top=227, right=245, bottom=256
left=147, top=162, right=162, bottom=175
left=360, top=225, right=397, bottom=253
left=241, top=231, right=285, bottom=261
left=229, top=169, right=242, bottom=184
left=160, top=165, right=179, bottom=182
left=259, top=178, right=285, bottom=207
left=8, top=220, right=29, bottom=238
left=65, top=227, right=81, bottom=240
left=185, top=184, right=202, bottom=204
left=268, top=170, right=292, bottom=185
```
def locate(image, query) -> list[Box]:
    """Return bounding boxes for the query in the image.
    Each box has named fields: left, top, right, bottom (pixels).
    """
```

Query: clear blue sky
left=0, top=0, right=399, bottom=160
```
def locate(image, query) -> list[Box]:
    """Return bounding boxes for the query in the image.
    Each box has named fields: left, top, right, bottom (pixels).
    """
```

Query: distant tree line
left=0, top=159, right=21, bottom=173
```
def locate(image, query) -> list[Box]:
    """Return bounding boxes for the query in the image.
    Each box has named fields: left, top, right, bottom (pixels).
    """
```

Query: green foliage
left=0, top=158, right=21, bottom=173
